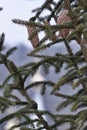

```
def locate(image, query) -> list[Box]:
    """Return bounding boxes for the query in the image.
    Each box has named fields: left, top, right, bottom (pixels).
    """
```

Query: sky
left=0, top=0, right=44, bottom=46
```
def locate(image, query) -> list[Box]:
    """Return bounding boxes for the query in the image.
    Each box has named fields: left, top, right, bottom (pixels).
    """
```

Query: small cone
left=12, top=19, right=39, bottom=48
left=57, top=10, right=71, bottom=37
left=27, top=25, right=39, bottom=48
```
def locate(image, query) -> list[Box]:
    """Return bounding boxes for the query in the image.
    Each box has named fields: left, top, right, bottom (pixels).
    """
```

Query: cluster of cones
left=27, top=9, right=71, bottom=49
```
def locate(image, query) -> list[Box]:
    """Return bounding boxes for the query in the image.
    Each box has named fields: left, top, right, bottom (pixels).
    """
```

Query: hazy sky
left=0, top=0, right=44, bottom=46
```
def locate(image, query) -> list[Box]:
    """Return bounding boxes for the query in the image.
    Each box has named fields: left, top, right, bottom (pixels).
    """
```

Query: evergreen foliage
left=0, top=0, right=87, bottom=129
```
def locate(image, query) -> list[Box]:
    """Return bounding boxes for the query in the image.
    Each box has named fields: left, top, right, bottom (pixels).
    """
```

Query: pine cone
left=57, top=10, right=71, bottom=37
left=27, top=25, right=39, bottom=49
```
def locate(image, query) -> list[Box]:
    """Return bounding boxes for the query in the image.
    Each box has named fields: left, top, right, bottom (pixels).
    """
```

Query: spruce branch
left=1, top=0, right=87, bottom=129
left=0, top=33, right=5, bottom=51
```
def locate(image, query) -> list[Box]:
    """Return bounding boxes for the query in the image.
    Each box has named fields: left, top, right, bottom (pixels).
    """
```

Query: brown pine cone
left=57, top=10, right=71, bottom=37
left=27, top=25, right=39, bottom=49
